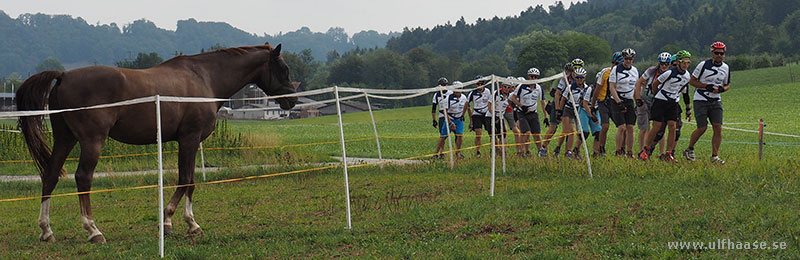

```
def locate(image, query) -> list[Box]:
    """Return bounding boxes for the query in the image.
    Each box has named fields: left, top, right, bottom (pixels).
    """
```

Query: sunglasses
left=659, top=62, right=670, bottom=66
left=679, top=60, right=691, bottom=63
left=713, top=51, right=726, bottom=55
left=575, top=76, right=585, bottom=79
left=623, top=57, right=633, bottom=60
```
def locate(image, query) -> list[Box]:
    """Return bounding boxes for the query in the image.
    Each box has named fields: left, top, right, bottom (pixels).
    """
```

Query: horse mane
left=162, top=44, right=273, bottom=65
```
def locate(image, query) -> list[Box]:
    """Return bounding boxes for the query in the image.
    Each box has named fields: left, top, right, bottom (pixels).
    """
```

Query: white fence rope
left=681, top=120, right=800, bottom=139
left=1, top=73, right=564, bottom=258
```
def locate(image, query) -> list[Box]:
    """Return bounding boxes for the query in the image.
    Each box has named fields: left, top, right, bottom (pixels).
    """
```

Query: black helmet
left=438, top=77, right=448, bottom=85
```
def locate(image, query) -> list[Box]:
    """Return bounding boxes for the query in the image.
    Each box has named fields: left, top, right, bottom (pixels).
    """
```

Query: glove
left=705, top=84, right=716, bottom=92
left=432, top=119, right=438, bottom=128
left=616, top=101, right=626, bottom=112
left=590, top=115, right=599, bottom=124
left=543, top=117, right=550, bottom=127
left=590, top=107, right=598, bottom=115
left=685, top=107, right=692, bottom=121
left=719, top=86, right=728, bottom=93
left=636, top=99, right=644, bottom=107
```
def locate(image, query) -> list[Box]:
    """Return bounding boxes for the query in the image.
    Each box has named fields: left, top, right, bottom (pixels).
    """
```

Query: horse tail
left=16, top=70, right=65, bottom=179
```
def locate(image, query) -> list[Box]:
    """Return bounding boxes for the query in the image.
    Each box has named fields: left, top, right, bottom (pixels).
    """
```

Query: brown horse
left=16, top=43, right=296, bottom=243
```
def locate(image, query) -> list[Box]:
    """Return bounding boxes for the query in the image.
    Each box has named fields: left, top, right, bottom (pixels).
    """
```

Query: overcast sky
left=2, top=0, right=581, bottom=35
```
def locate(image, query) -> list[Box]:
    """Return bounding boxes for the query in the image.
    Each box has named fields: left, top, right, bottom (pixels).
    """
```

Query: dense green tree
left=283, top=49, right=319, bottom=85
left=35, top=57, right=65, bottom=72
left=516, top=35, right=568, bottom=75
left=114, top=52, right=163, bottom=69
left=781, top=10, right=800, bottom=53
left=561, top=31, right=611, bottom=65
left=327, top=54, right=365, bottom=85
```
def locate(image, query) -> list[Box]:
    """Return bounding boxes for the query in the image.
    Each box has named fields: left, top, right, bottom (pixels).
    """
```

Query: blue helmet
left=657, top=52, right=672, bottom=63
left=611, top=51, right=623, bottom=64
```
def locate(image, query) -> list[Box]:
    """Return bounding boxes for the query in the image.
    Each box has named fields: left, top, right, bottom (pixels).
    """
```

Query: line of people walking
left=431, top=41, right=731, bottom=164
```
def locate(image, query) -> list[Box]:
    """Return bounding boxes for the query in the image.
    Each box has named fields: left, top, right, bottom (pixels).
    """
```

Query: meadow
left=0, top=65, right=798, bottom=258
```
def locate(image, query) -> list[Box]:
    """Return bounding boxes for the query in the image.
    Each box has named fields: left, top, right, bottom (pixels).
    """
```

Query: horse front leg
left=75, top=139, right=105, bottom=243
left=164, top=139, right=202, bottom=236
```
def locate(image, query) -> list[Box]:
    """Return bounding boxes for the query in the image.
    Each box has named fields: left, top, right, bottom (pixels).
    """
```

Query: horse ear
left=273, top=44, right=282, bottom=57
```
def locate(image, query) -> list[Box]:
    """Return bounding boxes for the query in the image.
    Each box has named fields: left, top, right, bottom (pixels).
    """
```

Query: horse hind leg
left=74, top=138, right=106, bottom=243
left=39, top=116, right=77, bottom=242
left=180, top=139, right=202, bottom=235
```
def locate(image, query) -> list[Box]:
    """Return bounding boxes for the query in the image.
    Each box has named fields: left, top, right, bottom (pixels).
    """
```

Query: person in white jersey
left=639, top=50, right=693, bottom=162
left=510, top=68, right=547, bottom=157
left=431, top=77, right=454, bottom=158
left=466, top=76, right=493, bottom=158
left=634, top=52, right=672, bottom=157
left=558, top=67, right=588, bottom=159
left=608, top=48, right=640, bottom=158
left=683, top=42, right=731, bottom=164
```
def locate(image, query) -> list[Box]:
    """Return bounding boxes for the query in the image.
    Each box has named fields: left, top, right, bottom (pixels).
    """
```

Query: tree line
left=4, top=0, right=800, bottom=108
left=0, top=11, right=398, bottom=77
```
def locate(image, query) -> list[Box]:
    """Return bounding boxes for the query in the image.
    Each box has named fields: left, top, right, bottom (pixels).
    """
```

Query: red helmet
left=711, top=41, right=726, bottom=51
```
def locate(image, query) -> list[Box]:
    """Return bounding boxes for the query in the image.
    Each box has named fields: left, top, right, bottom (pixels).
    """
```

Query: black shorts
left=598, top=100, right=612, bottom=125
left=518, top=112, right=541, bottom=134
left=649, top=99, right=679, bottom=123
left=562, top=107, right=577, bottom=119
left=694, top=100, right=723, bottom=128
left=610, top=98, right=636, bottom=126
left=545, top=102, right=559, bottom=125
left=470, top=114, right=490, bottom=132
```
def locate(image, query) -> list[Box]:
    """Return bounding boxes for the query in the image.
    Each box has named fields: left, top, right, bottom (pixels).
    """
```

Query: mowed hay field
left=0, top=65, right=799, bottom=258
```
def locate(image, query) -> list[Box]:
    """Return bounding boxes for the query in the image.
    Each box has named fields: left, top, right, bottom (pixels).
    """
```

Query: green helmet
left=676, top=50, right=691, bottom=59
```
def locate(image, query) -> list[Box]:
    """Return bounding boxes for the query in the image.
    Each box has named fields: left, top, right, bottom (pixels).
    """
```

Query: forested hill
left=387, top=0, right=800, bottom=61
left=0, top=11, right=399, bottom=76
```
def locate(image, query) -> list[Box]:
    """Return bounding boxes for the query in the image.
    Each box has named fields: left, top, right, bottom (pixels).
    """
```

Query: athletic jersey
left=492, top=90, right=509, bottom=118
left=444, top=94, right=468, bottom=118
left=467, top=88, right=492, bottom=116
left=640, top=66, right=663, bottom=102
left=556, top=75, right=574, bottom=92
left=692, top=59, right=730, bottom=101
left=431, top=90, right=453, bottom=118
left=655, top=67, right=691, bottom=102
left=583, top=85, right=597, bottom=109
left=512, top=83, right=545, bottom=113
left=596, top=67, right=612, bottom=100
left=608, top=64, right=639, bottom=100
left=561, top=82, right=587, bottom=109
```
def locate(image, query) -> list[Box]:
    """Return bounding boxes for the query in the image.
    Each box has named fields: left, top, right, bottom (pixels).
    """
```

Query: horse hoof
left=187, top=227, right=203, bottom=236
left=88, top=234, right=106, bottom=244
left=40, top=233, right=56, bottom=242
left=164, top=224, right=173, bottom=235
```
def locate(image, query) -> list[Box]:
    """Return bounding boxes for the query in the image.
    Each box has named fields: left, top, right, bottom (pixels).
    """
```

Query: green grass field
left=0, top=65, right=799, bottom=258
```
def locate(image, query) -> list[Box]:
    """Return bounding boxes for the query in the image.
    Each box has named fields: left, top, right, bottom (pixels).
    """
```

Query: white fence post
left=490, top=75, right=496, bottom=197
left=155, top=95, right=165, bottom=258
left=364, top=93, right=382, bottom=160
left=563, top=75, right=593, bottom=178
left=334, top=86, right=353, bottom=230
left=439, top=89, right=454, bottom=168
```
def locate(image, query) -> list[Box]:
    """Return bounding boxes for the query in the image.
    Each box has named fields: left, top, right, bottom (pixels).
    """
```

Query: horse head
left=259, top=44, right=297, bottom=110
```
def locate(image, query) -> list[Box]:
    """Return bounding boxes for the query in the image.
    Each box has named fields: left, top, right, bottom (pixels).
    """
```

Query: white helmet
left=527, top=67, right=540, bottom=76
left=574, top=67, right=587, bottom=78
left=657, top=52, right=672, bottom=63
left=452, top=81, right=462, bottom=86
left=516, top=77, right=525, bottom=81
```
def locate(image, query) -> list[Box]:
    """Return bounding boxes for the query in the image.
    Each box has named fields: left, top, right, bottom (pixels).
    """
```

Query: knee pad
left=654, top=131, right=664, bottom=143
